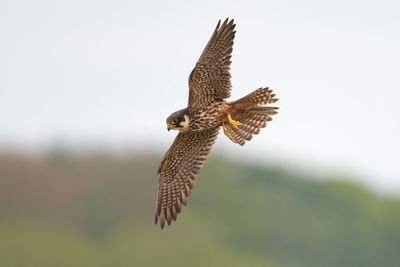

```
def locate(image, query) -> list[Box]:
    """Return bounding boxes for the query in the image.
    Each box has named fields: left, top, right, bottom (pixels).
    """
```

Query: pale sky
left=0, top=0, right=399, bottom=194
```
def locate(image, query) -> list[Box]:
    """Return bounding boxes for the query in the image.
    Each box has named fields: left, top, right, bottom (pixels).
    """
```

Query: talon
left=227, top=114, right=241, bottom=128
left=223, top=123, right=237, bottom=143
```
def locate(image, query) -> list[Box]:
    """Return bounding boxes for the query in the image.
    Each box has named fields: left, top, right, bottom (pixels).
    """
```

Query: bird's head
left=166, top=109, right=190, bottom=132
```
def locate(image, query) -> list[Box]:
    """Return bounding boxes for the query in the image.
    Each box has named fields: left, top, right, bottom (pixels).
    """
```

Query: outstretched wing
left=188, top=18, right=236, bottom=108
left=155, top=128, right=219, bottom=229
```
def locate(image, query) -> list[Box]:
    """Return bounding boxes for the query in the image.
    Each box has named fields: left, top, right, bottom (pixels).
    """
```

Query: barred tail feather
left=225, top=87, right=279, bottom=146
left=246, top=106, right=279, bottom=116
left=229, top=87, right=279, bottom=108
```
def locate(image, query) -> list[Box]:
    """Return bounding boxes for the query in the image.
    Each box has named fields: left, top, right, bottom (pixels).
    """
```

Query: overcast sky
left=0, top=0, right=399, bottom=194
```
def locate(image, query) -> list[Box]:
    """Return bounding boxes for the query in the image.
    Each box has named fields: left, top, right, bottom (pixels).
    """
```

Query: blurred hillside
left=0, top=149, right=399, bottom=267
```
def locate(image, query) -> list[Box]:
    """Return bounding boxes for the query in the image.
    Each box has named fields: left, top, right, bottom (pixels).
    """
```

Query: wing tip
left=154, top=129, right=219, bottom=230
left=217, top=18, right=236, bottom=30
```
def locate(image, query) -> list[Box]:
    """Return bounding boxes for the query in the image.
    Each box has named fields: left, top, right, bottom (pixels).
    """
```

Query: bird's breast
left=188, top=101, right=225, bottom=131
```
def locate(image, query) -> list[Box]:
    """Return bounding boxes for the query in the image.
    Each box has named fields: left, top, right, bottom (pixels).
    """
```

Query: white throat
left=178, top=114, right=190, bottom=132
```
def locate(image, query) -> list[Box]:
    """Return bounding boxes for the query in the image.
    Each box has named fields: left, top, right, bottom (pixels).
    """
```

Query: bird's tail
left=225, top=87, right=279, bottom=146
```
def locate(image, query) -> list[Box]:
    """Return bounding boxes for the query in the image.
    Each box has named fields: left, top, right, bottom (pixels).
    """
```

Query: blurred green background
left=1, top=149, right=399, bottom=267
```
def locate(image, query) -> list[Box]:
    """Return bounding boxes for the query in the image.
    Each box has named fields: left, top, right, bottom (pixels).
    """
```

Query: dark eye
left=171, top=119, right=178, bottom=125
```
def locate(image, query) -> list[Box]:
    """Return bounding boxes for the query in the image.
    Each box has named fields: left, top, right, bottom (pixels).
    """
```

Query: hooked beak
left=167, top=126, right=171, bottom=131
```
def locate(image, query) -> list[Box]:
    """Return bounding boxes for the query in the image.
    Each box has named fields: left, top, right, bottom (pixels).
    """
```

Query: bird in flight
left=155, top=18, right=279, bottom=229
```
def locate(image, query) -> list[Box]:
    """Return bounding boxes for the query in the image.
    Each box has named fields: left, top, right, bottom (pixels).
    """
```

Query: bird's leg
left=227, top=114, right=241, bottom=127
left=222, top=123, right=237, bottom=143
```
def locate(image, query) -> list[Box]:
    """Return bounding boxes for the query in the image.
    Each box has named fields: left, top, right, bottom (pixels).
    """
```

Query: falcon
left=155, top=18, right=279, bottom=229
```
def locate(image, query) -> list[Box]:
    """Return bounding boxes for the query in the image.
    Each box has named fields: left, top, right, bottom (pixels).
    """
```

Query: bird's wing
left=188, top=18, right=236, bottom=109
left=155, top=128, right=219, bottom=229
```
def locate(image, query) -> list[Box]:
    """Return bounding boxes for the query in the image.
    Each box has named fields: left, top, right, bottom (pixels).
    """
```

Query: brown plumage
left=155, top=18, right=279, bottom=229
left=219, top=87, right=279, bottom=146
left=188, top=18, right=235, bottom=108
left=156, top=128, right=219, bottom=228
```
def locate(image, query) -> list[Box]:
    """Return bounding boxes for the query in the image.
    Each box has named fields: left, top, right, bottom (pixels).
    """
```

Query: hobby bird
left=155, top=18, right=279, bottom=229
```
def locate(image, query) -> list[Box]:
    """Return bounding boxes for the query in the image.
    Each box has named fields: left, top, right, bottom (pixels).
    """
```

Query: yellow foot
left=227, top=114, right=241, bottom=128
left=223, top=123, right=237, bottom=143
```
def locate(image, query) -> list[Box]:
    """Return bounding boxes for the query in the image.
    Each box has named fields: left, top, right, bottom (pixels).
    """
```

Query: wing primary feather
left=188, top=18, right=236, bottom=107
left=155, top=128, right=219, bottom=229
